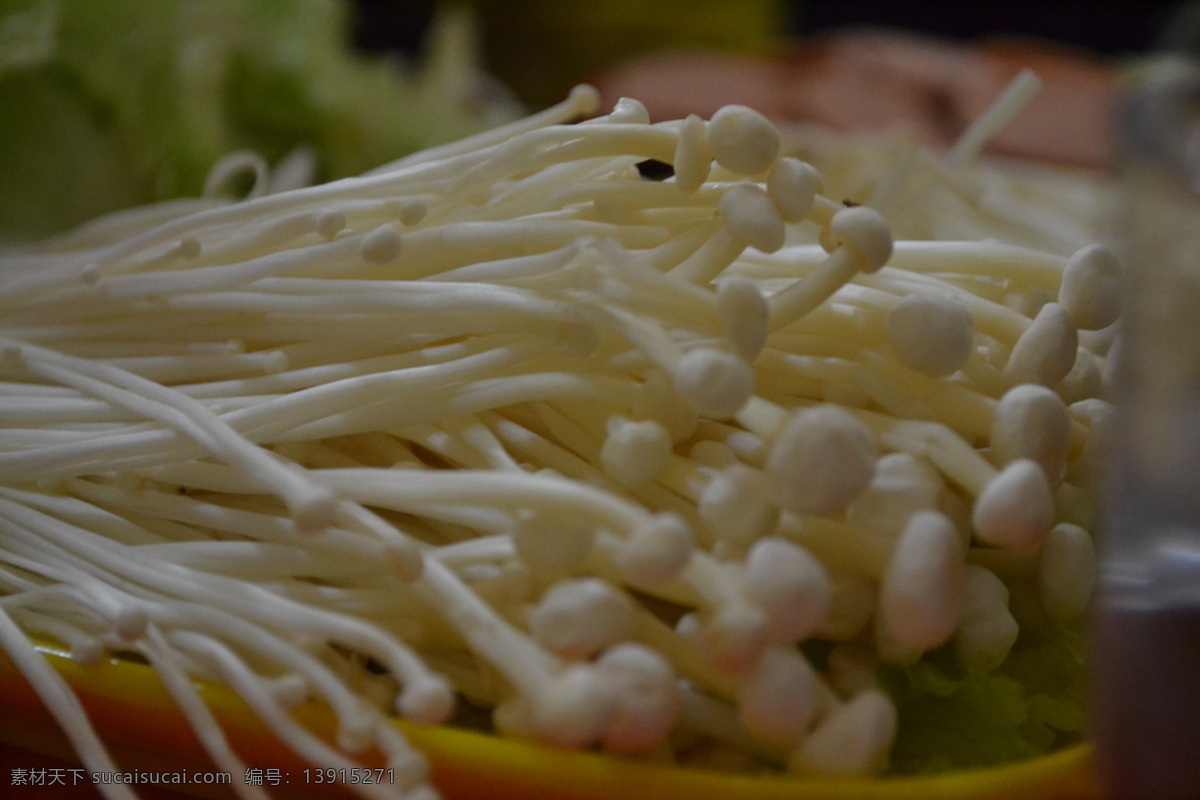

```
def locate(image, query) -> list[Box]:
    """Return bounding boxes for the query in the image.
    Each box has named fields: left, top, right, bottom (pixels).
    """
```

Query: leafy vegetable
left=881, top=619, right=1089, bottom=774
left=0, top=0, right=518, bottom=242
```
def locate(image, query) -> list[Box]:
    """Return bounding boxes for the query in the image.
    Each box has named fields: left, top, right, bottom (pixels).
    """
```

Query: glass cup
left=1094, top=46, right=1200, bottom=800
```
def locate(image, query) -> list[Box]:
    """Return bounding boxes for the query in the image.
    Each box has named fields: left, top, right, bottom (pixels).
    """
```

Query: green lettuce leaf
left=879, top=619, right=1089, bottom=775
left=0, top=0, right=517, bottom=243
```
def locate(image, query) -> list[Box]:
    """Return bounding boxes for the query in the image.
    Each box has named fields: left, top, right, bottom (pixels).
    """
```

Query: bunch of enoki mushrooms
left=0, top=77, right=1117, bottom=800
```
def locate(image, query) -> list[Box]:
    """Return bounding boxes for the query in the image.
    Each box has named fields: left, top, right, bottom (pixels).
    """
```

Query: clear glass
left=1093, top=57, right=1200, bottom=800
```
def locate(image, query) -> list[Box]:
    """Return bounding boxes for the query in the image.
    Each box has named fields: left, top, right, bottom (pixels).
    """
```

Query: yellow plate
left=0, top=642, right=1097, bottom=800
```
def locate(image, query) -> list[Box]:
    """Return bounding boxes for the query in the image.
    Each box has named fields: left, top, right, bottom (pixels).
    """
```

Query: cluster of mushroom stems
left=0, top=84, right=1117, bottom=799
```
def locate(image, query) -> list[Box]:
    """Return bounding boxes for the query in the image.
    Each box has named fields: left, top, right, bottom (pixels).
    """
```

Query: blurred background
left=355, top=0, right=1178, bottom=110
left=0, top=0, right=1185, bottom=240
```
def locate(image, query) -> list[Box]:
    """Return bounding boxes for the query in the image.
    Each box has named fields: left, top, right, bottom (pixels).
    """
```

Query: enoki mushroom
left=0, top=82, right=1114, bottom=799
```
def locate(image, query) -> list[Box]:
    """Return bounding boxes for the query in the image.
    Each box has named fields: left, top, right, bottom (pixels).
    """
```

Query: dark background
left=790, top=1, right=1181, bottom=56
left=351, top=0, right=1191, bottom=111
left=352, top=1, right=1186, bottom=60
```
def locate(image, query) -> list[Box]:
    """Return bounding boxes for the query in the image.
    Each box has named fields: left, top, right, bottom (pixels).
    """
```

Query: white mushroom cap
left=876, top=510, right=966, bottom=661
left=766, top=405, right=878, bottom=516
left=1059, top=244, right=1122, bottom=330
left=790, top=689, right=897, bottom=776
left=972, top=459, right=1056, bottom=550
left=706, top=105, right=782, bottom=175
left=737, top=645, right=822, bottom=746
left=886, top=291, right=974, bottom=378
